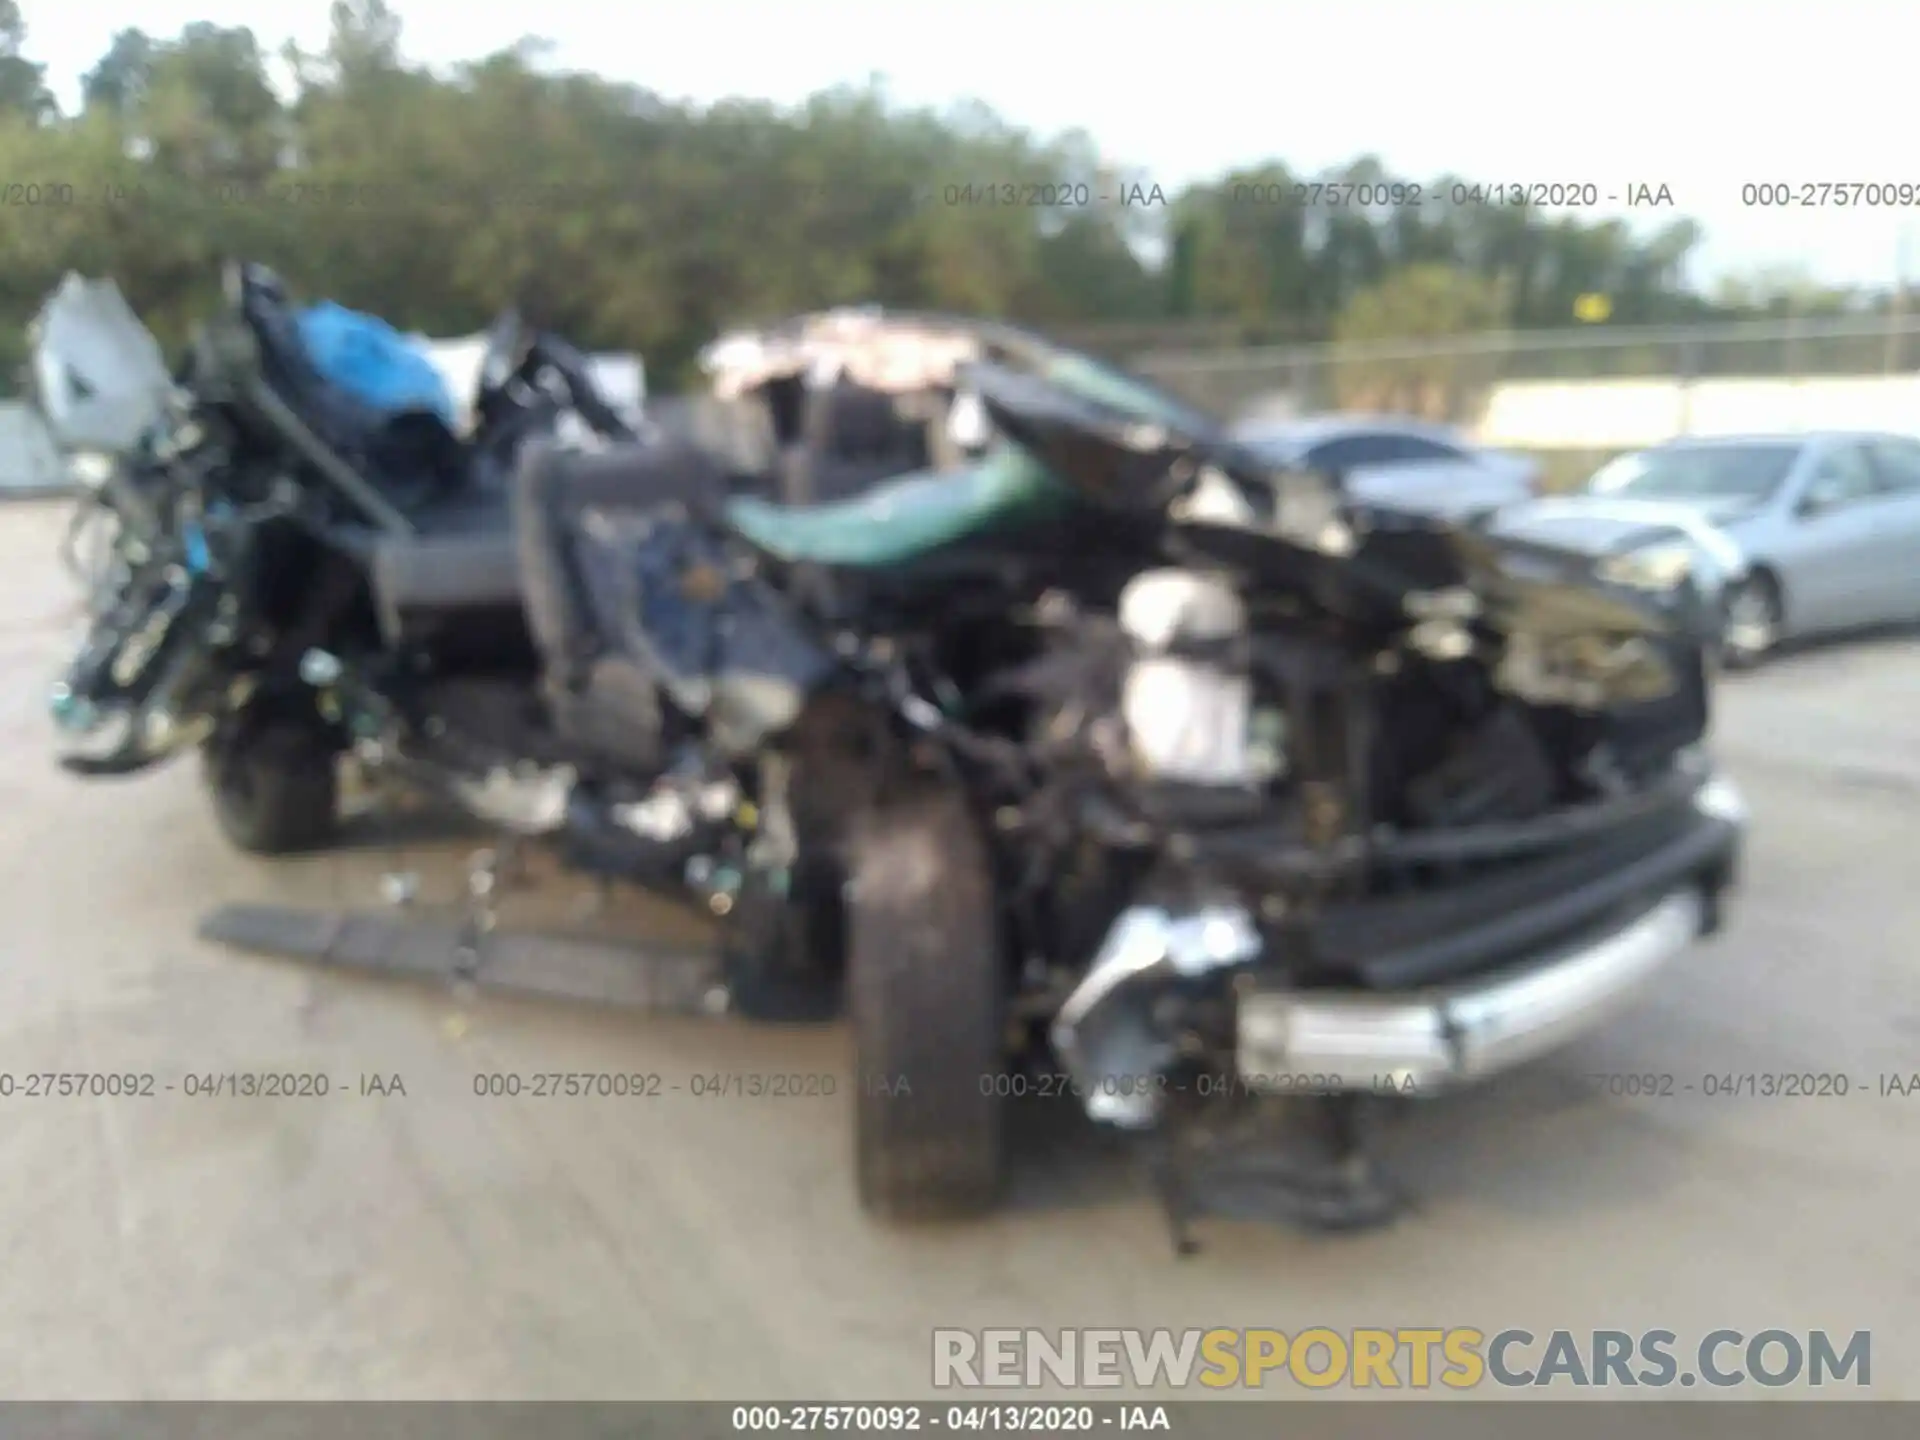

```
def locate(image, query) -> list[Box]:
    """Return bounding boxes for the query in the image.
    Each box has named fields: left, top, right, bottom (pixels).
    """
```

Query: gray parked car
left=1560, top=433, right=1920, bottom=666
left=1229, top=413, right=1542, bottom=522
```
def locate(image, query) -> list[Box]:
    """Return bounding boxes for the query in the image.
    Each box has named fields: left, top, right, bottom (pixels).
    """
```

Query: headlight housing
left=1599, top=540, right=1696, bottom=593
left=68, top=451, right=117, bottom=490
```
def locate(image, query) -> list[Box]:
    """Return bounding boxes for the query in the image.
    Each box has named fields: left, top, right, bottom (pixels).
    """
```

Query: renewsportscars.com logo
left=932, top=1328, right=1872, bottom=1390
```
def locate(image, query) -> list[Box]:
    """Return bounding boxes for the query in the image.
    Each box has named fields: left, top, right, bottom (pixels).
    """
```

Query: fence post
left=1675, top=335, right=1703, bottom=438
left=1889, top=230, right=1912, bottom=375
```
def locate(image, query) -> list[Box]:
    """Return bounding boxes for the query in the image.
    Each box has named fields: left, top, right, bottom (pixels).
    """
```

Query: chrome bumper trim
left=1236, top=887, right=1708, bottom=1094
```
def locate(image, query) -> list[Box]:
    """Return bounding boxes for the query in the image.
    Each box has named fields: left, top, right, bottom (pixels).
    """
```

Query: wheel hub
left=1723, top=587, right=1776, bottom=659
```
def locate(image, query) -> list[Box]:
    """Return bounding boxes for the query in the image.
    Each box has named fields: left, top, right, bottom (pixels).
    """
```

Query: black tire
left=846, top=784, right=1007, bottom=1220
left=203, top=721, right=341, bottom=856
left=1721, top=572, right=1783, bottom=671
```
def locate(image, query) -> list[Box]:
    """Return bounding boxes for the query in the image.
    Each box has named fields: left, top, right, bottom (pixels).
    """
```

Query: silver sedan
left=1495, top=432, right=1920, bottom=666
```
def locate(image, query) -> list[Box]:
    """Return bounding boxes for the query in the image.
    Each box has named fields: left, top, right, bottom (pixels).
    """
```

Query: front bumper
left=1234, top=772, right=1746, bottom=1094
left=1236, top=887, right=1702, bottom=1092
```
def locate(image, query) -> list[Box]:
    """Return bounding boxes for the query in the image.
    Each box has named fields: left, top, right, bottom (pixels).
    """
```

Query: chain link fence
left=1082, top=312, right=1920, bottom=495
left=1114, top=314, right=1920, bottom=423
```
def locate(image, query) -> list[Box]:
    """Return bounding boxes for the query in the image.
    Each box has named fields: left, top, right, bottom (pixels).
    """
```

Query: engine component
left=612, top=749, right=744, bottom=845
left=1402, top=705, right=1556, bottom=829
left=1116, top=570, right=1261, bottom=786
left=451, top=763, right=578, bottom=834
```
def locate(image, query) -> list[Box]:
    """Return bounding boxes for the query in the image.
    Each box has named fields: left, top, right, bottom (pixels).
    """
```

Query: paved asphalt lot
left=0, top=499, right=1915, bottom=1400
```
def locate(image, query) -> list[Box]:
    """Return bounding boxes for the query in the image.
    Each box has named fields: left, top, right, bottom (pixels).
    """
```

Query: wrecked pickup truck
left=50, top=303, right=1745, bottom=1247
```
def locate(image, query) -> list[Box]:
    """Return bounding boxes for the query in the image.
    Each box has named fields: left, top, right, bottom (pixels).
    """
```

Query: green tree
left=0, top=14, right=1741, bottom=388
left=1331, top=263, right=1512, bottom=419
left=1166, top=164, right=1315, bottom=338
left=325, top=0, right=403, bottom=83
left=139, top=25, right=284, bottom=186
left=80, top=28, right=156, bottom=113
left=0, top=0, right=53, bottom=122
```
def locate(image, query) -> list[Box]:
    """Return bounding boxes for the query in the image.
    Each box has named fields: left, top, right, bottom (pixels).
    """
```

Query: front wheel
left=1720, top=574, right=1782, bottom=670
left=202, top=719, right=341, bottom=856
left=846, top=784, right=1007, bottom=1220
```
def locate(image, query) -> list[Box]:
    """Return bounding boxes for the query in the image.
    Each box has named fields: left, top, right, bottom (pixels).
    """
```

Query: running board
left=198, top=904, right=728, bottom=1015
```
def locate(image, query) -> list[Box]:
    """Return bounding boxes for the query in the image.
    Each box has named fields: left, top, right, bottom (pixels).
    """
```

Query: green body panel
left=722, top=445, right=1069, bottom=568
left=721, top=353, right=1197, bottom=567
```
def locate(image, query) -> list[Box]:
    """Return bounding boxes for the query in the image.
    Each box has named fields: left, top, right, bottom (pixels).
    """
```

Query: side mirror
left=1798, top=480, right=1843, bottom=518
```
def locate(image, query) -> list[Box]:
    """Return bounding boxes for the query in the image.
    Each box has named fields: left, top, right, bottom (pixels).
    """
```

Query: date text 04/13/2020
left=1565, top=1072, right=1918, bottom=1100
left=932, top=180, right=1675, bottom=209
left=1224, top=180, right=1675, bottom=209
left=1446, top=1071, right=1918, bottom=1100
left=935, top=181, right=1171, bottom=208
left=468, top=1072, right=865, bottom=1099
left=0, top=1072, right=406, bottom=1098
left=729, top=1405, right=1170, bottom=1432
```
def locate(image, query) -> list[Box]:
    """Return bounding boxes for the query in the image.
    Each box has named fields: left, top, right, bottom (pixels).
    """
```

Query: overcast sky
left=22, top=0, right=1918, bottom=288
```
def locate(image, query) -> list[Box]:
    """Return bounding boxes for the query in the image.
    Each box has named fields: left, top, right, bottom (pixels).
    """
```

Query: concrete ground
left=1, top=499, right=1915, bottom=1400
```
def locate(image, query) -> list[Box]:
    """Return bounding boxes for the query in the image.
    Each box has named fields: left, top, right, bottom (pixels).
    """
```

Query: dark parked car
left=1229, top=414, right=1541, bottom=522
